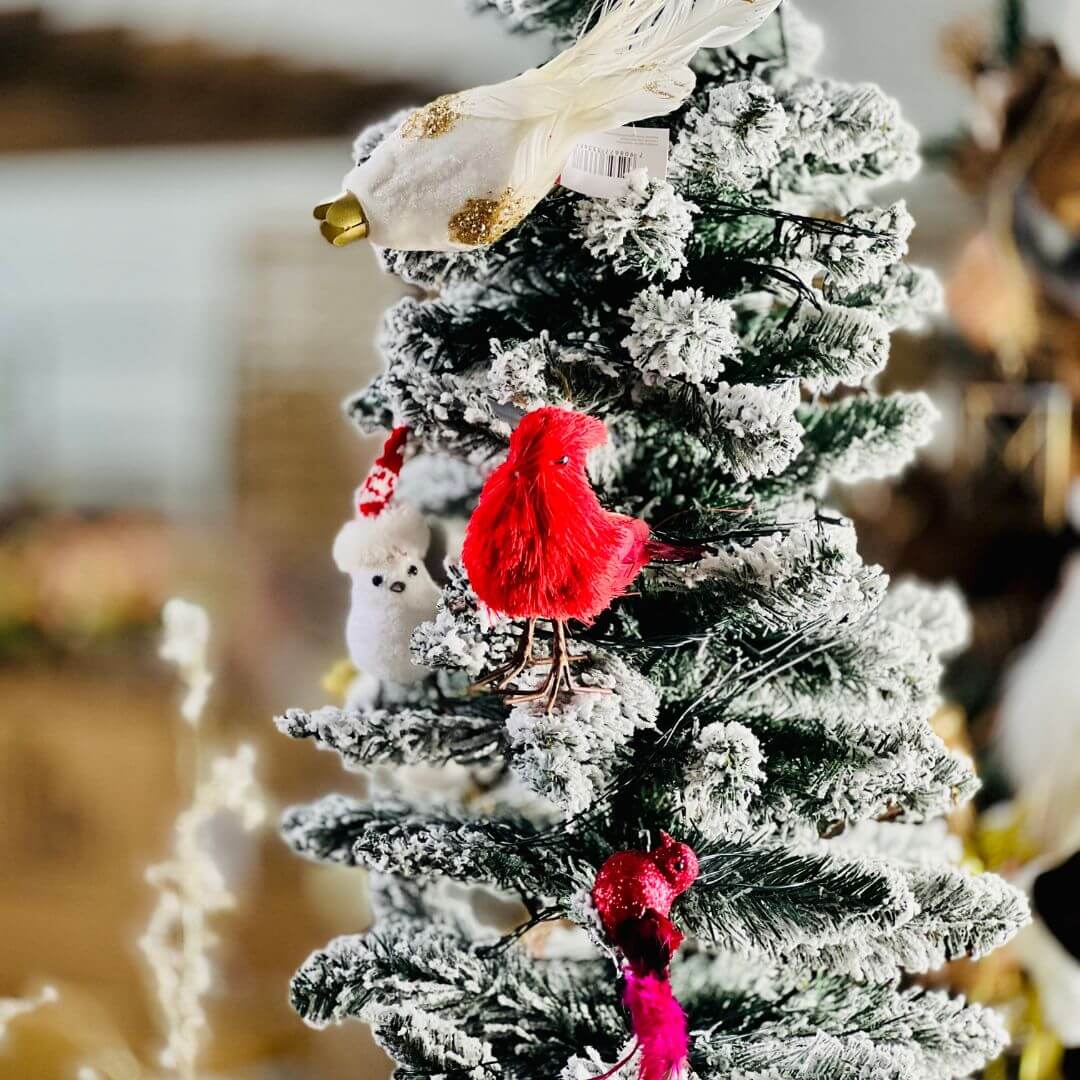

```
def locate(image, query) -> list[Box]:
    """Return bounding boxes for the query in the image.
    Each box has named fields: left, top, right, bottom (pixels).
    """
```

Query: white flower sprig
left=0, top=985, right=57, bottom=1046
left=159, top=598, right=213, bottom=725
left=140, top=600, right=266, bottom=1079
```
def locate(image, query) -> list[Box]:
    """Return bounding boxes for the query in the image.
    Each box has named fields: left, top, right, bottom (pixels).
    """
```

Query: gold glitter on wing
left=644, top=79, right=677, bottom=99
left=400, top=94, right=463, bottom=140
left=447, top=190, right=530, bottom=247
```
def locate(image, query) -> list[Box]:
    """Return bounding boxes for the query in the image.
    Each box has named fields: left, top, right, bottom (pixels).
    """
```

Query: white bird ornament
left=333, top=427, right=442, bottom=688
left=315, top=0, right=782, bottom=251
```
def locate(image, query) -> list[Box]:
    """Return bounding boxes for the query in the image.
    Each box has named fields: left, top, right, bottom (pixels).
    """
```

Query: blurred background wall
left=0, top=1, right=1078, bottom=1077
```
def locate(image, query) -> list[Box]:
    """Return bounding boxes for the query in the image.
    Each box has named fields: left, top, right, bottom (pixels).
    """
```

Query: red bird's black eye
left=672, top=858, right=685, bottom=872
left=554, top=455, right=569, bottom=465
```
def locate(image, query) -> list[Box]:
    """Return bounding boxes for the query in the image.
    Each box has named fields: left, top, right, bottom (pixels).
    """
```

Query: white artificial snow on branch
left=681, top=721, right=765, bottom=838
left=703, top=380, right=804, bottom=480
left=575, top=171, right=697, bottom=282
left=878, top=578, right=971, bottom=658
left=561, top=1044, right=640, bottom=1080
left=489, top=334, right=568, bottom=411
left=412, top=565, right=521, bottom=678
left=826, top=393, right=938, bottom=485
left=671, top=82, right=787, bottom=191
left=622, top=286, right=739, bottom=386
left=507, top=653, right=659, bottom=814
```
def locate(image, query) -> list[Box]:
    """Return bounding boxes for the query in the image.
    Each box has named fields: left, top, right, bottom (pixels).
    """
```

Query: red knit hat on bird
left=333, top=427, right=431, bottom=571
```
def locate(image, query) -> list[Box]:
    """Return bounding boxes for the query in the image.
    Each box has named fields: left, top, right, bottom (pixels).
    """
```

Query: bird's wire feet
left=470, top=619, right=614, bottom=714
left=470, top=618, right=538, bottom=692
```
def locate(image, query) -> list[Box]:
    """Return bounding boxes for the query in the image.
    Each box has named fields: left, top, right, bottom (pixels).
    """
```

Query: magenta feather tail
left=621, top=967, right=689, bottom=1080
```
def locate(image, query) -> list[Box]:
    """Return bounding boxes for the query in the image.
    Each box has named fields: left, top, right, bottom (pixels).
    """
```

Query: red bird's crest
left=507, top=407, right=608, bottom=470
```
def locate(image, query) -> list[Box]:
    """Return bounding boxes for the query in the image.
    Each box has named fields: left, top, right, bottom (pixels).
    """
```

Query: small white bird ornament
left=315, top=0, right=782, bottom=251
left=332, top=428, right=442, bottom=687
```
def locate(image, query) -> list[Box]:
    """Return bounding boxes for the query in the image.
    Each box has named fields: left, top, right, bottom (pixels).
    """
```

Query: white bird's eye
left=554, top=455, right=569, bottom=465
left=372, top=575, right=383, bottom=587
left=407, top=565, right=418, bottom=576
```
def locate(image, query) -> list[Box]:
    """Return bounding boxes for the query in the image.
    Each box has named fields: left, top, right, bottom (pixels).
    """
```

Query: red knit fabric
left=357, top=426, right=408, bottom=517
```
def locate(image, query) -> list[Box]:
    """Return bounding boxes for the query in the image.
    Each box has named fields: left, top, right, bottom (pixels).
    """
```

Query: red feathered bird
left=592, top=833, right=699, bottom=1080
left=462, top=406, right=702, bottom=709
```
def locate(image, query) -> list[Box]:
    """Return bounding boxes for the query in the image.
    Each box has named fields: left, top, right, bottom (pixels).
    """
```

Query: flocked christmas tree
left=279, top=3, right=1030, bottom=1077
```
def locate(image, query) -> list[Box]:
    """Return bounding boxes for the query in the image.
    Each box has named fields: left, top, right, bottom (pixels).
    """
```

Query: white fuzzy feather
left=493, top=0, right=784, bottom=193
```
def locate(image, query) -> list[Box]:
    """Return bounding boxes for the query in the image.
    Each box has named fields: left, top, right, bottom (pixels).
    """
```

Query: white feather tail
left=474, top=0, right=782, bottom=211
left=549, top=0, right=783, bottom=84
left=479, top=0, right=783, bottom=122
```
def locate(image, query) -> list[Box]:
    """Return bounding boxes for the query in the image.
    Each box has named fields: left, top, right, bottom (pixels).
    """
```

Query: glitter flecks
left=400, top=94, right=463, bottom=140
left=447, top=190, right=529, bottom=247
left=644, top=79, right=677, bottom=99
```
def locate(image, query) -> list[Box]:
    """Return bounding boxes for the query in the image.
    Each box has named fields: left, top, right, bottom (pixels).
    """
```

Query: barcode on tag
left=560, top=126, right=669, bottom=199
left=568, top=144, right=642, bottom=181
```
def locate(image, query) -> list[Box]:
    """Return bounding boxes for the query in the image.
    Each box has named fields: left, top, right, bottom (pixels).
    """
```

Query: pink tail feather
left=621, top=968, right=689, bottom=1080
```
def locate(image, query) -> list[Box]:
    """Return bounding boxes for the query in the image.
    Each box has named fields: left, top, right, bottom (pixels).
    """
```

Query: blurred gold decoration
left=932, top=702, right=973, bottom=753
left=945, top=799, right=1075, bottom=1080
left=944, top=9, right=1080, bottom=405
left=962, top=382, right=1072, bottom=529
left=1013, top=981, right=1066, bottom=1080
left=970, top=802, right=1041, bottom=874
left=948, top=231, right=1040, bottom=367
left=1019, top=1027, right=1065, bottom=1080
left=321, top=657, right=358, bottom=700
left=977, top=977, right=1067, bottom=1080
left=930, top=704, right=979, bottom=840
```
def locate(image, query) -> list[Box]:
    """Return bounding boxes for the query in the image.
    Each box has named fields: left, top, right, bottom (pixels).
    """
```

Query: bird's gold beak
left=314, top=192, right=369, bottom=246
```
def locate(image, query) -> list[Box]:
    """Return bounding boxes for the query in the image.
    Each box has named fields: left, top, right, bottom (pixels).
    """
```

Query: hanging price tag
left=560, top=127, right=669, bottom=199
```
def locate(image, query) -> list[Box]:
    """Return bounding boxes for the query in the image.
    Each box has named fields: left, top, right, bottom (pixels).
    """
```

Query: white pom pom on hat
left=333, top=427, right=431, bottom=571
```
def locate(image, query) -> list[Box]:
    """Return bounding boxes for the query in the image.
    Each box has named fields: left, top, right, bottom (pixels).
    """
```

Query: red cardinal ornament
left=461, top=406, right=702, bottom=710
left=592, top=833, right=699, bottom=1080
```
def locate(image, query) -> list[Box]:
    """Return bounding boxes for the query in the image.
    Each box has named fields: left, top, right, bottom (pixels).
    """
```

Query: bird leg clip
left=505, top=620, right=614, bottom=714
left=470, top=618, right=539, bottom=692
